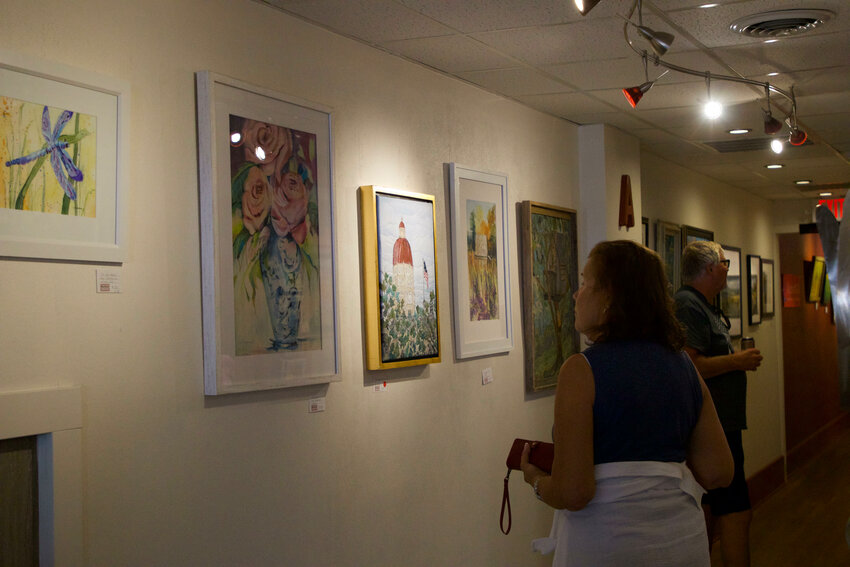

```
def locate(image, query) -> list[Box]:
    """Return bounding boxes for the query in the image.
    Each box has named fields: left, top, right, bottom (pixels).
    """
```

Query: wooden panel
left=0, top=436, right=38, bottom=566
left=778, top=233, right=843, bottom=452
left=746, top=456, right=785, bottom=508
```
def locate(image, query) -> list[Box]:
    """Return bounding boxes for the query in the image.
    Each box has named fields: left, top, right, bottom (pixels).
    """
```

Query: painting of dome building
left=359, top=186, right=440, bottom=370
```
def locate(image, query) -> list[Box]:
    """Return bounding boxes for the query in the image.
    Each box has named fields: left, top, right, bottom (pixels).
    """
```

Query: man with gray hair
left=675, top=240, right=762, bottom=567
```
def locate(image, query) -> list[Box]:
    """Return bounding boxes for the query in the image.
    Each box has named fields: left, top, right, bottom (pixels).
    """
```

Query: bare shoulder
left=556, top=353, right=594, bottom=398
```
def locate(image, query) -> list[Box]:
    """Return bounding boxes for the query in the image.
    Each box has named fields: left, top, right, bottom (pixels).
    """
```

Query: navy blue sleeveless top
left=582, top=340, right=703, bottom=464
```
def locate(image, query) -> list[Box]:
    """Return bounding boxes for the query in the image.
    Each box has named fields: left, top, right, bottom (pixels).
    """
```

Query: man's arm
left=684, top=346, right=763, bottom=379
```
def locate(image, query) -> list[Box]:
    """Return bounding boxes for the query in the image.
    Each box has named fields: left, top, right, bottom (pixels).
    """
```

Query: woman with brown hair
left=521, top=240, right=733, bottom=566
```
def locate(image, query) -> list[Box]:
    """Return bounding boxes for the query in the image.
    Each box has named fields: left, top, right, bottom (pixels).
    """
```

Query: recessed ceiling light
left=764, top=39, right=779, bottom=44
left=765, top=164, right=784, bottom=169
left=795, top=180, right=811, bottom=185
left=699, top=3, right=719, bottom=7
left=729, top=128, right=750, bottom=135
left=767, top=72, right=779, bottom=76
left=820, top=192, right=833, bottom=197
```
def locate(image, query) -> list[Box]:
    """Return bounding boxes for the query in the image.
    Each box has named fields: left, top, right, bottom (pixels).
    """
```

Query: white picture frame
left=447, top=164, right=512, bottom=359
left=0, top=49, right=129, bottom=262
left=196, top=71, right=339, bottom=395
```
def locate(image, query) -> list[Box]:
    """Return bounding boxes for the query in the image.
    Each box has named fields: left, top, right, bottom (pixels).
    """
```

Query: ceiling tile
left=566, top=111, right=656, bottom=131
left=381, top=35, right=517, bottom=72
left=471, top=18, right=637, bottom=66
left=399, top=0, right=582, bottom=32
left=515, top=92, right=617, bottom=118
left=263, top=0, right=453, bottom=42
left=456, top=67, right=572, bottom=96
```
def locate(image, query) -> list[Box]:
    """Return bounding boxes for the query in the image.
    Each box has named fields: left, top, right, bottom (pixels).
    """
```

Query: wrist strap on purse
left=500, top=469, right=512, bottom=535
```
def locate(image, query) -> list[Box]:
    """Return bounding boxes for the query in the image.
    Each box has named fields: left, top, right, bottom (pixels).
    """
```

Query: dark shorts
left=703, top=429, right=751, bottom=516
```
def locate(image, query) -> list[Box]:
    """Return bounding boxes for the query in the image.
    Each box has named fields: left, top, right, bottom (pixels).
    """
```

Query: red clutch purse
left=505, top=438, right=554, bottom=472
left=501, top=438, right=555, bottom=535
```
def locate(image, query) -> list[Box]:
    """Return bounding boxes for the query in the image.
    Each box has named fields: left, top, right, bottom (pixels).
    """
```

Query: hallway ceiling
left=259, top=0, right=850, bottom=201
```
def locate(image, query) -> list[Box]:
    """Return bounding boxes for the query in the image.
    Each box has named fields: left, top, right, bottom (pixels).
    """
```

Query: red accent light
left=623, top=87, right=643, bottom=108
left=789, top=129, right=807, bottom=146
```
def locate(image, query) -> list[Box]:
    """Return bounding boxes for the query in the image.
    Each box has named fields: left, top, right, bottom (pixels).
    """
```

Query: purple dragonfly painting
left=5, top=106, right=83, bottom=201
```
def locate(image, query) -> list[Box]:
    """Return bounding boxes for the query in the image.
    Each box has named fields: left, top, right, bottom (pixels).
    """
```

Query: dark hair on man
left=589, top=240, right=685, bottom=351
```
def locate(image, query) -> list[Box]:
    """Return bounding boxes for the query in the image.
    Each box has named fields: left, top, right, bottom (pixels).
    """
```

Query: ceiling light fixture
left=763, top=86, right=784, bottom=135
left=620, top=0, right=805, bottom=145
left=729, top=129, right=750, bottom=135
left=703, top=73, right=722, bottom=119
left=765, top=164, right=784, bottom=169
left=770, top=139, right=784, bottom=154
left=785, top=86, right=808, bottom=145
left=795, top=180, right=812, bottom=185
left=574, top=0, right=603, bottom=16
left=820, top=192, right=833, bottom=196
left=622, top=54, right=669, bottom=107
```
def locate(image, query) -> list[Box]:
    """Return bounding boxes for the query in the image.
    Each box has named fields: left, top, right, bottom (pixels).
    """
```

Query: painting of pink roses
left=229, top=114, right=321, bottom=355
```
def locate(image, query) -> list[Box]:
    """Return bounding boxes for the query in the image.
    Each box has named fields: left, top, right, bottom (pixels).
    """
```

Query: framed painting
left=655, top=220, right=681, bottom=292
left=682, top=224, right=714, bottom=245
left=447, top=164, right=512, bottom=359
left=807, top=256, right=826, bottom=304
left=196, top=71, right=339, bottom=395
left=520, top=201, right=579, bottom=392
left=719, top=244, right=742, bottom=337
left=0, top=49, right=129, bottom=262
left=359, top=185, right=440, bottom=370
left=747, top=254, right=761, bottom=325
left=761, top=258, right=775, bottom=317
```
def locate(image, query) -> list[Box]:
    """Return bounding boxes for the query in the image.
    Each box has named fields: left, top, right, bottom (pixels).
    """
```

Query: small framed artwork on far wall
left=747, top=254, right=762, bottom=325
left=761, top=258, right=775, bottom=317
left=719, top=244, right=742, bottom=337
left=682, top=224, right=714, bottom=244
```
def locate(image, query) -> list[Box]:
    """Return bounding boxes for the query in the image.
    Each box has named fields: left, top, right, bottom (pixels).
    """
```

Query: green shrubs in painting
left=380, top=272, right=439, bottom=361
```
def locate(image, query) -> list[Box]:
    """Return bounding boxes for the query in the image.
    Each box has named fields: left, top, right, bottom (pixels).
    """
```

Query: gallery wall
left=1, top=0, right=582, bottom=565
left=1, top=1, right=801, bottom=565
left=641, top=151, right=787, bottom=476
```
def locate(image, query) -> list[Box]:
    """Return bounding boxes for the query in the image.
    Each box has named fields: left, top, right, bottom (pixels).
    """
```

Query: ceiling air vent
left=704, top=138, right=812, bottom=153
left=730, top=9, right=834, bottom=37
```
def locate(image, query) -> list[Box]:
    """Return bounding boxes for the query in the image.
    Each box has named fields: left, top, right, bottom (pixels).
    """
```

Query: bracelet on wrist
left=533, top=476, right=544, bottom=501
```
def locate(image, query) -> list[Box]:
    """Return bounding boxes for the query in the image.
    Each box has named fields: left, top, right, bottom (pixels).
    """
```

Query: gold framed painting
left=359, top=185, right=441, bottom=370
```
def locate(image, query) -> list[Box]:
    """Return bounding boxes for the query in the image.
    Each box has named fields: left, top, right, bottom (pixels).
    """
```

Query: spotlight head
left=574, top=0, right=602, bottom=16
left=770, top=139, right=784, bottom=154
left=622, top=81, right=655, bottom=108
left=789, top=129, right=808, bottom=146
left=636, top=26, right=675, bottom=57
left=704, top=100, right=723, bottom=119
left=763, top=111, right=783, bottom=135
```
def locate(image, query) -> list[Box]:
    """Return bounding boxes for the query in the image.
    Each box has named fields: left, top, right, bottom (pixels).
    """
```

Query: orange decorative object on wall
left=618, top=174, right=635, bottom=229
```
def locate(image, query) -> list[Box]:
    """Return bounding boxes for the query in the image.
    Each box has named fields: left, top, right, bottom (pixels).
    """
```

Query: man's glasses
left=719, top=259, right=731, bottom=268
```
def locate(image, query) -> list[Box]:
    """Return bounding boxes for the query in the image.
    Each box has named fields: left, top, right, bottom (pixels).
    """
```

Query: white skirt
left=533, top=461, right=710, bottom=567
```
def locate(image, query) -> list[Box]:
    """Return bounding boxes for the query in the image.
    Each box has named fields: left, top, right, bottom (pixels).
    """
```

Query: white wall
left=1, top=1, right=579, bottom=565
left=641, top=151, right=787, bottom=476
